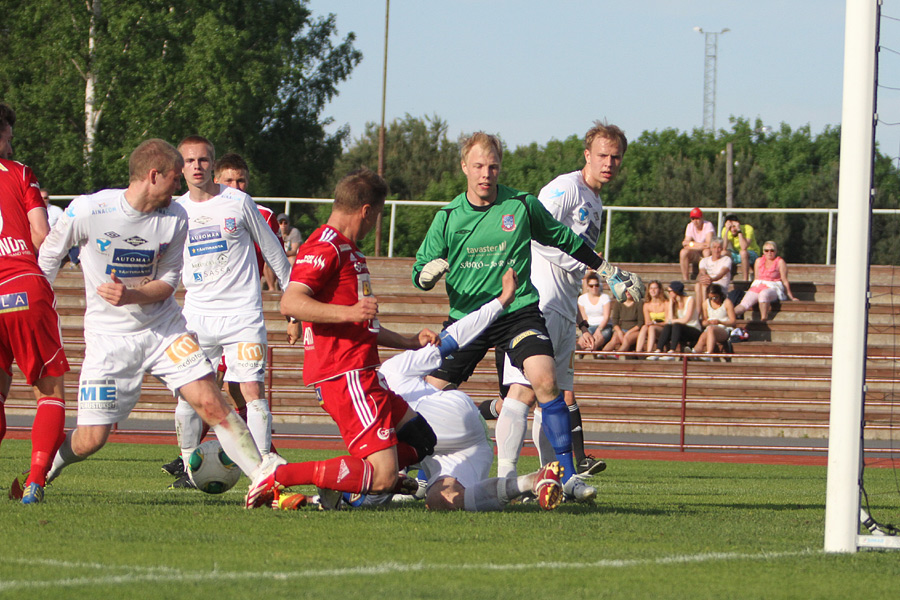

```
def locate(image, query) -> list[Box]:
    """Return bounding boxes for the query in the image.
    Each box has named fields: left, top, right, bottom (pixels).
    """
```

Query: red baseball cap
left=690, top=207, right=703, bottom=219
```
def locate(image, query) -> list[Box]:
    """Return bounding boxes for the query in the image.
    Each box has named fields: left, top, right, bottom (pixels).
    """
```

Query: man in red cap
left=679, top=207, right=714, bottom=280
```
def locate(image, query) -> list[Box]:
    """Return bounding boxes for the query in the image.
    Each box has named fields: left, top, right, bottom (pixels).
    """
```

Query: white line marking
left=0, top=550, right=819, bottom=591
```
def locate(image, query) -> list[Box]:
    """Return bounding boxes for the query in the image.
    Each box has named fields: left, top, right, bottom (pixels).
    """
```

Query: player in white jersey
left=168, top=136, right=291, bottom=487
left=490, top=123, right=627, bottom=495
left=297, top=269, right=564, bottom=512
left=38, top=139, right=272, bottom=491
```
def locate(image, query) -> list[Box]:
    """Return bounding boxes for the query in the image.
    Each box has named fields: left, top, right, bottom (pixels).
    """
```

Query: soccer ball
left=188, top=440, right=242, bottom=494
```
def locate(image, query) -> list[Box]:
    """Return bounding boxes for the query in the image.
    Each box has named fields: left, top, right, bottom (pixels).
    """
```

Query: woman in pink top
left=734, top=240, right=797, bottom=321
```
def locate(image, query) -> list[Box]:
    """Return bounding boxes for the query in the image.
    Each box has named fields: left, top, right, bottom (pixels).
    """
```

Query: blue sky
left=307, top=1, right=900, bottom=162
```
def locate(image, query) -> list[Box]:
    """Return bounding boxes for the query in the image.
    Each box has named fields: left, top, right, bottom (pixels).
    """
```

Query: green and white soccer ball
left=188, top=440, right=242, bottom=494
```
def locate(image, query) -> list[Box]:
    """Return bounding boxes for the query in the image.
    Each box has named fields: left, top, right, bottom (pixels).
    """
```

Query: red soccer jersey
left=0, top=159, right=44, bottom=283
left=253, top=204, right=282, bottom=273
left=290, top=224, right=380, bottom=386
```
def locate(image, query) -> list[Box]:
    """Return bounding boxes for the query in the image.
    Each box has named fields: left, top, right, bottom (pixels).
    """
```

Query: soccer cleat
left=271, top=488, right=308, bottom=510
left=577, top=456, right=607, bottom=477
left=162, top=456, right=185, bottom=478
left=245, top=452, right=287, bottom=509
left=314, top=487, right=344, bottom=511
left=531, top=461, right=563, bottom=511
left=563, top=475, right=597, bottom=503
left=21, top=482, right=44, bottom=505
left=167, top=474, right=197, bottom=490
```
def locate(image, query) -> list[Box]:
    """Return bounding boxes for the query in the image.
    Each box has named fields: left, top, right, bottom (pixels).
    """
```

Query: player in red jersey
left=245, top=169, right=438, bottom=508
left=0, top=102, right=70, bottom=504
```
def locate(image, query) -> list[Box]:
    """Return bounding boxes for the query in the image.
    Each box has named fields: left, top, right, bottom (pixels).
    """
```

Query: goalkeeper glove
left=597, top=260, right=645, bottom=303
left=418, top=258, right=449, bottom=290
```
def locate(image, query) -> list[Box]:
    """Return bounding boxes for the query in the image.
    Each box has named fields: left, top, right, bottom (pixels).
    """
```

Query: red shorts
left=316, top=368, right=409, bottom=459
left=0, top=275, right=69, bottom=385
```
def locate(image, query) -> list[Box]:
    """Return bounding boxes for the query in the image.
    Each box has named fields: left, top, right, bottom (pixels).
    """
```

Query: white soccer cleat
left=563, top=475, right=597, bottom=503
left=244, top=452, right=287, bottom=509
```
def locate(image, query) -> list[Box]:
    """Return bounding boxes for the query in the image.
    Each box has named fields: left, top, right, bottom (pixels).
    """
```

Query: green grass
left=1, top=439, right=899, bottom=599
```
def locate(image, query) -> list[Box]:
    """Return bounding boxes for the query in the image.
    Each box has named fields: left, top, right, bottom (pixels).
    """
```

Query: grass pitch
left=1, top=439, right=899, bottom=599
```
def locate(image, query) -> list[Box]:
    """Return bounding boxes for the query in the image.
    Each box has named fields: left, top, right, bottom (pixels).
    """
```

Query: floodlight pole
left=695, top=27, right=729, bottom=133
left=374, top=0, right=390, bottom=256
left=824, top=0, right=877, bottom=554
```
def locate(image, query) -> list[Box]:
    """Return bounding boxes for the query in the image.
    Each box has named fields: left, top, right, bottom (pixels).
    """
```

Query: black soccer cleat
left=576, top=456, right=607, bottom=477
left=162, top=456, right=185, bottom=479
left=167, top=473, right=197, bottom=490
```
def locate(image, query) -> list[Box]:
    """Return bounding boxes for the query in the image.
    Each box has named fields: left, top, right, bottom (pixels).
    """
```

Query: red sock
left=396, top=442, right=421, bottom=469
left=0, top=395, right=7, bottom=446
left=275, top=456, right=373, bottom=493
left=27, top=397, right=66, bottom=487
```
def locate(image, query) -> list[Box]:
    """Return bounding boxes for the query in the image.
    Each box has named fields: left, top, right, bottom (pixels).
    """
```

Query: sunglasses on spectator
left=763, top=248, right=776, bottom=252
left=588, top=283, right=599, bottom=287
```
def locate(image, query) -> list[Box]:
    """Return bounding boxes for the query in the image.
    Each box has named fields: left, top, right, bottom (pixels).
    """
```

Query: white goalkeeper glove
left=597, top=260, right=645, bottom=303
left=418, top=258, right=449, bottom=290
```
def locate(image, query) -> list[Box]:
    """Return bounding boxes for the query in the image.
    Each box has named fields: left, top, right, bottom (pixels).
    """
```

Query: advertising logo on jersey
left=296, top=254, right=326, bottom=270
left=79, top=378, right=117, bottom=411
left=124, top=236, right=147, bottom=247
left=104, top=231, right=121, bottom=238
left=189, top=226, right=221, bottom=244
left=188, top=239, right=227, bottom=256
left=108, top=248, right=155, bottom=277
left=501, top=214, right=516, bottom=232
left=223, top=218, right=237, bottom=234
left=0, top=292, right=28, bottom=314
left=0, top=237, right=30, bottom=258
left=91, top=202, right=117, bottom=216
left=235, top=342, right=265, bottom=374
left=578, top=207, right=589, bottom=224
left=95, top=238, right=112, bottom=254
left=192, top=216, right=213, bottom=225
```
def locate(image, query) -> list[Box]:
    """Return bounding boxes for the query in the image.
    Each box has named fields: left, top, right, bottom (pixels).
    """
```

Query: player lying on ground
left=280, top=269, right=564, bottom=512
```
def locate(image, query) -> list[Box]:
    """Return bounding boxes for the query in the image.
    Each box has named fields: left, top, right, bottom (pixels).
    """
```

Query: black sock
left=568, top=402, right=586, bottom=463
left=478, top=398, right=499, bottom=421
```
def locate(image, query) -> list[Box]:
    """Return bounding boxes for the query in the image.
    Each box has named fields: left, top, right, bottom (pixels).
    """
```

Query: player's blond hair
left=333, top=168, right=388, bottom=212
left=459, top=132, right=503, bottom=163
left=129, top=139, right=183, bottom=182
left=584, top=121, right=627, bottom=154
left=177, top=134, right=215, bottom=161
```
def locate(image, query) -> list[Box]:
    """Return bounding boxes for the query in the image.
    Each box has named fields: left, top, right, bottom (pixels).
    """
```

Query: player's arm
left=38, top=199, right=86, bottom=283
left=97, top=273, right=175, bottom=306
left=27, top=206, right=50, bottom=250
left=244, top=199, right=292, bottom=289
left=377, top=327, right=439, bottom=350
left=412, top=210, right=450, bottom=291
left=280, top=281, right=377, bottom=324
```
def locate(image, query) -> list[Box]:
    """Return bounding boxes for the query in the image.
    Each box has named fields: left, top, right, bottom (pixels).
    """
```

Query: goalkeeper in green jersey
left=412, top=132, right=643, bottom=501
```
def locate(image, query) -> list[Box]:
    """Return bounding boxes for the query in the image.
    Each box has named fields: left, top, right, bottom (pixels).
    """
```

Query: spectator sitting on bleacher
left=722, top=214, right=761, bottom=282
left=680, top=207, right=714, bottom=280
left=602, top=290, right=644, bottom=356
left=636, top=280, right=667, bottom=356
left=649, top=281, right=701, bottom=360
left=694, top=237, right=732, bottom=302
left=734, top=241, right=797, bottom=322
left=693, top=284, right=736, bottom=359
left=576, top=272, right=612, bottom=355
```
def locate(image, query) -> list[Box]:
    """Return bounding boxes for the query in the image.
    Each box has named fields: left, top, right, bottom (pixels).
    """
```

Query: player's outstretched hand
left=599, top=264, right=645, bottom=303
left=286, top=320, right=301, bottom=345
left=417, top=328, right=440, bottom=348
left=97, top=271, right=130, bottom=306
left=418, top=258, right=449, bottom=290
left=498, top=268, right=518, bottom=308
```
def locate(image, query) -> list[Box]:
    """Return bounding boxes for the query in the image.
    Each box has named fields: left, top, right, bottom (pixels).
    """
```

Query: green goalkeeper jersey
left=413, top=184, right=593, bottom=319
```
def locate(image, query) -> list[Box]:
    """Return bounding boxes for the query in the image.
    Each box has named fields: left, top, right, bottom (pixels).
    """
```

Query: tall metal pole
left=374, top=0, right=390, bottom=256
left=695, top=27, right=729, bottom=133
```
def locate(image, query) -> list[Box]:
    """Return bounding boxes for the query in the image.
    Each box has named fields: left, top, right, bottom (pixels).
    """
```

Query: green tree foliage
left=0, top=0, right=360, bottom=197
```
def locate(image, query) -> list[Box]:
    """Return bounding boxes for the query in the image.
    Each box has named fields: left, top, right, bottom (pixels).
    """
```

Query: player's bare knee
left=425, top=478, right=464, bottom=511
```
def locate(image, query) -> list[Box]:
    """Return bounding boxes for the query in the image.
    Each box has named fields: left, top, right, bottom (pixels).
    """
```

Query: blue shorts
left=730, top=249, right=759, bottom=265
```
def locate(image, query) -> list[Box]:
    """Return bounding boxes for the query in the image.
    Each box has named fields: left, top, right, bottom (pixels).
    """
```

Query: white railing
left=48, top=195, right=900, bottom=265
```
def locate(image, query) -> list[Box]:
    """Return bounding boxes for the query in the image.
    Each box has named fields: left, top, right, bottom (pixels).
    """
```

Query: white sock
left=212, top=410, right=262, bottom=477
left=46, top=430, right=84, bottom=484
left=531, top=408, right=555, bottom=467
left=495, top=397, right=529, bottom=478
left=245, top=398, right=272, bottom=454
left=462, top=478, right=506, bottom=512
left=175, top=398, right=203, bottom=464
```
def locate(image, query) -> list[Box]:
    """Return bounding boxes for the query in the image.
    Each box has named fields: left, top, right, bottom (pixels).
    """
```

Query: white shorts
left=542, top=308, right=576, bottom=391
left=77, top=316, right=214, bottom=425
left=184, top=311, right=268, bottom=383
left=410, top=389, right=494, bottom=490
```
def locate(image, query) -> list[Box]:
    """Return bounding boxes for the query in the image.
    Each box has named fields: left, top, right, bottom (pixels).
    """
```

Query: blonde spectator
left=695, top=237, right=732, bottom=301
left=734, top=241, right=798, bottom=322
left=636, top=280, right=667, bottom=355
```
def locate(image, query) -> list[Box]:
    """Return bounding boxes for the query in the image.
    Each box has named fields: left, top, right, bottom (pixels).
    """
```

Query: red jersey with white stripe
left=254, top=204, right=282, bottom=273
left=0, top=158, right=44, bottom=283
left=289, top=224, right=380, bottom=386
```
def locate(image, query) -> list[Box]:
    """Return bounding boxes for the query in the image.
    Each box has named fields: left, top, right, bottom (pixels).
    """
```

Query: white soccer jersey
left=39, top=188, right=187, bottom=334
left=531, top=169, right=603, bottom=322
left=177, top=185, right=291, bottom=316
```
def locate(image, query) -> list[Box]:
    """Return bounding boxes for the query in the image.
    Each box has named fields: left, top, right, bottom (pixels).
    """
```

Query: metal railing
left=48, top=194, right=900, bottom=265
